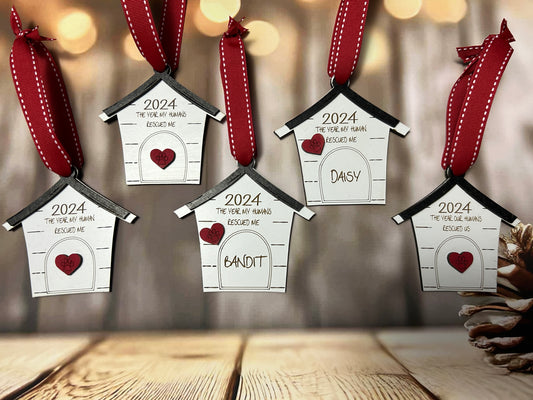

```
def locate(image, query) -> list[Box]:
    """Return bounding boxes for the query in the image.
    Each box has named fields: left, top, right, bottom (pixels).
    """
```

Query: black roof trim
left=393, top=176, right=518, bottom=225
left=284, top=84, right=400, bottom=132
left=102, top=70, right=222, bottom=119
left=6, top=175, right=134, bottom=228
left=186, top=165, right=306, bottom=213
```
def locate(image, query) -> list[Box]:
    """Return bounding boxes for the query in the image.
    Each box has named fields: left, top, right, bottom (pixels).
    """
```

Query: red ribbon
left=219, top=18, right=256, bottom=167
left=442, top=20, right=515, bottom=176
left=120, top=0, right=187, bottom=73
left=10, top=7, right=83, bottom=177
left=328, top=0, right=369, bottom=85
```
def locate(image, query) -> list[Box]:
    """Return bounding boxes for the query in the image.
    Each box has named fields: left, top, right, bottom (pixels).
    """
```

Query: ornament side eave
left=3, top=175, right=137, bottom=231
left=175, top=165, right=314, bottom=220
left=274, top=84, right=409, bottom=138
left=392, top=176, right=520, bottom=227
left=99, top=71, right=225, bottom=122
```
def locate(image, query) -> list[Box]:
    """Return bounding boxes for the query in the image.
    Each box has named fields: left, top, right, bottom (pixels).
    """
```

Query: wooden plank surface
left=0, top=334, right=93, bottom=399
left=17, top=333, right=243, bottom=400
left=378, top=328, right=533, bottom=400
left=236, top=331, right=434, bottom=400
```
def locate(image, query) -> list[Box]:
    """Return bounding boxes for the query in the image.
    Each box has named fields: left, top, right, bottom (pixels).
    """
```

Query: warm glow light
left=123, top=33, right=144, bottom=61
left=296, top=0, right=329, bottom=7
left=384, top=0, right=422, bottom=20
left=200, top=0, right=240, bottom=23
left=55, top=9, right=97, bottom=54
left=193, top=7, right=227, bottom=37
left=362, top=29, right=389, bottom=73
left=424, top=0, right=468, bottom=23
left=244, top=20, right=280, bottom=57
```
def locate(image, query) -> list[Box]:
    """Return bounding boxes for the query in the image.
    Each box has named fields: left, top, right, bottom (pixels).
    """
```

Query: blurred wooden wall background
left=1, top=0, right=532, bottom=332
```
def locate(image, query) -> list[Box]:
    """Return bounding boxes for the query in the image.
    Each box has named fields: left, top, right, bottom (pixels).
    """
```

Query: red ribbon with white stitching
left=120, top=0, right=187, bottom=73
left=10, top=7, right=83, bottom=177
left=219, top=18, right=256, bottom=167
left=328, top=0, right=369, bottom=85
left=442, top=20, right=515, bottom=176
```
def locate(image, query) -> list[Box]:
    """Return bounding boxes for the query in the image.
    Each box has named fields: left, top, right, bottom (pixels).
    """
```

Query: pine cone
left=460, top=223, right=533, bottom=373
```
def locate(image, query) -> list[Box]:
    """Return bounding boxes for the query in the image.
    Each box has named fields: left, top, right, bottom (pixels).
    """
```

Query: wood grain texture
left=378, top=328, right=533, bottom=400
left=236, top=331, right=434, bottom=400
left=17, top=333, right=243, bottom=400
left=0, top=335, right=92, bottom=399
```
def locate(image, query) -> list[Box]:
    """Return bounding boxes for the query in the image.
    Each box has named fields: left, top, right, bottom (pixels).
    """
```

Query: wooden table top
left=0, top=328, right=532, bottom=399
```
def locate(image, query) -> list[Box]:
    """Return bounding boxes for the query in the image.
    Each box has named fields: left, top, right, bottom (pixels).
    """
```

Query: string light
left=123, top=33, right=144, bottom=61
left=244, top=21, right=280, bottom=57
left=362, top=29, right=389, bottom=73
left=384, top=0, right=422, bottom=20
left=423, top=0, right=468, bottom=23
left=55, top=9, right=97, bottom=54
left=199, top=0, right=240, bottom=23
left=193, top=7, right=227, bottom=37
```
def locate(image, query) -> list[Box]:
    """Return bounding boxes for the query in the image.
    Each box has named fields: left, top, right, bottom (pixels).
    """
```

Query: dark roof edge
left=281, top=85, right=403, bottom=132
left=5, top=178, right=68, bottom=229
left=177, top=165, right=313, bottom=219
left=4, top=176, right=136, bottom=230
left=100, top=71, right=224, bottom=121
left=392, top=176, right=519, bottom=225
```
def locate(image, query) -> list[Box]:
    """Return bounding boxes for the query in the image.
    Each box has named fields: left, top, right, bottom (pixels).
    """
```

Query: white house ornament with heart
left=275, top=0, right=409, bottom=206
left=393, top=20, right=519, bottom=293
left=100, top=0, right=225, bottom=185
left=5, top=8, right=137, bottom=297
left=176, top=18, right=314, bottom=292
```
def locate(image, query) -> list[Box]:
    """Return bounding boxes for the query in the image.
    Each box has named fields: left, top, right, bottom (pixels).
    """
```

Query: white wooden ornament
left=176, top=166, right=314, bottom=292
left=393, top=177, right=519, bottom=292
left=100, top=71, right=224, bottom=185
left=275, top=85, right=409, bottom=206
left=3, top=176, right=136, bottom=297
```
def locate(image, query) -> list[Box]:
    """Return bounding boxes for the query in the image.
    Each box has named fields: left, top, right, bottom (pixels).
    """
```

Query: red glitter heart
left=150, top=149, right=176, bottom=169
left=200, top=223, right=225, bottom=245
left=302, top=134, right=325, bottom=155
left=447, top=252, right=474, bottom=273
left=55, top=254, right=83, bottom=275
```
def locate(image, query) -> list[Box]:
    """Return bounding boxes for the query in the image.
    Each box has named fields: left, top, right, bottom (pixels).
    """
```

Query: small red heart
left=302, top=134, right=325, bottom=155
left=150, top=149, right=176, bottom=169
left=55, top=254, right=83, bottom=275
left=200, top=223, right=225, bottom=245
left=447, top=251, right=474, bottom=273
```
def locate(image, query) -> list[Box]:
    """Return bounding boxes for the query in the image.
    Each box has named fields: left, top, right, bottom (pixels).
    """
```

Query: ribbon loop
left=327, top=0, right=369, bottom=85
left=441, top=20, right=515, bottom=176
left=120, top=0, right=187, bottom=73
left=219, top=17, right=256, bottom=166
left=10, top=7, right=83, bottom=177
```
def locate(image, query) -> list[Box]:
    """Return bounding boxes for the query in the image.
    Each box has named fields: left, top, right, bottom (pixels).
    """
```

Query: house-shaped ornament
left=393, top=176, right=519, bottom=292
left=100, top=70, right=225, bottom=185
left=3, top=174, right=136, bottom=297
left=176, top=165, right=315, bottom=292
left=275, top=84, right=409, bottom=206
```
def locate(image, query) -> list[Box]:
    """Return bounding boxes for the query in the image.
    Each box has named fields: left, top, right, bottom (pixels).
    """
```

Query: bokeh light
left=423, top=0, right=468, bottom=23
left=193, top=7, right=228, bottom=37
left=123, top=33, right=144, bottom=61
left=362, top=29, right=390, bottom=73
left=200, top=0, right=240, bottom=23
left=55, top=9, right=97, bottom=54
left=244, top=20, right=280, bottom=57
left=384, top=0, right=422, bottom=20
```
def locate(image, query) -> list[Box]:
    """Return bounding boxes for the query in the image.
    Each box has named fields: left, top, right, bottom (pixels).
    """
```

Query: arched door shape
left=434, top=235, right=484, bottom=289
left=139, top=131, right=187, bottom=183
left=319, top=147, right=371, bottom=203
left=218, top=230, right=272, bottom=290
left=44, top=237, right=96, bottom=293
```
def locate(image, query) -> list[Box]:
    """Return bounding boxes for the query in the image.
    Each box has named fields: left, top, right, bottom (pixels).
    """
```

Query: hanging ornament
left=100, top=0, right=225, bottom=185
left=176, top=18, right=314, bottom=292
left=393, top=20, right=519, bottom=292
left=274, top=0, right=409, bottom=206
left=4, top=8, right=137, bottom=297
